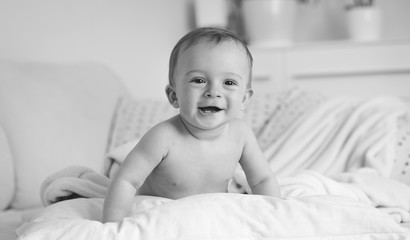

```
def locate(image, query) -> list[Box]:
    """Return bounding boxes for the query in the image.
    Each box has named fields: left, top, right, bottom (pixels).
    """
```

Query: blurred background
left=0, top=0, right=409, bottom=99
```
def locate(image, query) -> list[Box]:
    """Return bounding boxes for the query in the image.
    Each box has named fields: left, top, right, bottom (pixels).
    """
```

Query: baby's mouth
left=199, top=106, right=222, bottom=114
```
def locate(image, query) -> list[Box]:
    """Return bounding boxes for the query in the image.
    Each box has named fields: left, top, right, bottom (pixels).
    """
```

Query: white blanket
left=21, top=169, right=410, bottom=239
left=334, top=169, right=410, bottom=223
left=260, top=91, right=409, bottom=177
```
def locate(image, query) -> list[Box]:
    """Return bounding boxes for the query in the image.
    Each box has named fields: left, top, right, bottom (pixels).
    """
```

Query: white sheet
left=16, top=194, right=409, bottom=240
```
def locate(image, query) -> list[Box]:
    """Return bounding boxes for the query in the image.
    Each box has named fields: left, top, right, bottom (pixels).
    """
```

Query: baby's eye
left=191, top=78, right=206, bottom=84
left=224, top=80, right=238, bottom=86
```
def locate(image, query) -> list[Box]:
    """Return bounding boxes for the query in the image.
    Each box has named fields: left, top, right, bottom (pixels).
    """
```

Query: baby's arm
left=102, top=126, right=168, bottom=223
left=239, top=123, right=281, bottom=198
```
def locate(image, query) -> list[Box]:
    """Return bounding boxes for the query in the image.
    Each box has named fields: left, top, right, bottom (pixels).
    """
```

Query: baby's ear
left=240, top=89, right=253, bottom=110
left=165, top=84, right=179, bottom=108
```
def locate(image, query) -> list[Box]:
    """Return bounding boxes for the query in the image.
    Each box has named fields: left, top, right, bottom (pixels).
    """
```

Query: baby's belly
left=138, top=176, right=230, bottom=199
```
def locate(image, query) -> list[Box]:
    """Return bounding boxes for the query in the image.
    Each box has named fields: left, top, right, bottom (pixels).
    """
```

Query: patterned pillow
left=241, top=92, right=282, bottom=134
left=391, top=113, right=410, bottom=185
left=255, top=88, right=327, bottom=150
left=106, top=97, right=178, bottom=153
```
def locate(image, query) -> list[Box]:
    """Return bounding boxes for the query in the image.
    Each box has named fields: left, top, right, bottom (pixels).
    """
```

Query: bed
left=1, top=60, right=410, bottom=239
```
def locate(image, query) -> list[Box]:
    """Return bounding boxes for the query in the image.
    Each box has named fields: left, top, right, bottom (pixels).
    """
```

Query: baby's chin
left=180, top=115, right=229, bottom=131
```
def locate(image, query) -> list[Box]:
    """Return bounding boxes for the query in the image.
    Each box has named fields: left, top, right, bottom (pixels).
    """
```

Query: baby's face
left=170, top=41, right=252, bottom=131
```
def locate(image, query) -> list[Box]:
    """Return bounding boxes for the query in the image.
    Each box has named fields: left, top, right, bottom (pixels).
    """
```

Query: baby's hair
left=168, top=27, right=253, bottom=88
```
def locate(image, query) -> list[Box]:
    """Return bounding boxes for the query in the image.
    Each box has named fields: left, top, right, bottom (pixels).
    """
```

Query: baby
left=102, top=27, right=281, bottom=223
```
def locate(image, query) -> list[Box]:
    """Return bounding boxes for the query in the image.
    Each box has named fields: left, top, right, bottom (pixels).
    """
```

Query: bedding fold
left=40, top=166, right=110, bottom=206
left=334, top=168, right=410, bottom=223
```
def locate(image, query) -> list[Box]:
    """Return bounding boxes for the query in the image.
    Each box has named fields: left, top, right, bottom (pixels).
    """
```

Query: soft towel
left=40, top=166, right=110, bottom=206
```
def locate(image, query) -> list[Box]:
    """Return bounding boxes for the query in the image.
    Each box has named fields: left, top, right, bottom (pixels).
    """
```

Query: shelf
left=249, top=37, right=410, bottom=97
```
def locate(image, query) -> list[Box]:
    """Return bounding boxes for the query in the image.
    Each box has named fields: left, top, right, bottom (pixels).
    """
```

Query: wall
left=0, top=0, right=409, bottom=100
left=0, top=0, right=192, bottom=100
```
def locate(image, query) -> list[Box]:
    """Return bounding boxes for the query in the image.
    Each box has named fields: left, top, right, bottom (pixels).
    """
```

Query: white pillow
left=17, top=194, right=409, bottom=239
left=0, top=60, right=128, bottom=209
left=0, top=124, right=14, bottom=210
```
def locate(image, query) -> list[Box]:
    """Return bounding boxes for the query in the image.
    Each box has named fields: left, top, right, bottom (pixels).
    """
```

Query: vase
left=242, top=0, right=298, bottom=47
left=346, top=7, right=382, bottom=41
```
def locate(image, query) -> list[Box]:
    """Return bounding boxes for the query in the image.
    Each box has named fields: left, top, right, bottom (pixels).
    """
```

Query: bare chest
left=141, top=139, right=243, bottom=198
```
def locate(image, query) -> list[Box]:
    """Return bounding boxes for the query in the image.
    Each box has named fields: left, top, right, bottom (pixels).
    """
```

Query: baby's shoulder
left=146, top=115, right=179, bottom=135
left=132, top=116, right=179, bottom=154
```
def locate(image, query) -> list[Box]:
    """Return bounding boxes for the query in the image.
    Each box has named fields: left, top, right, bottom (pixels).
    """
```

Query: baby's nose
left=204, top=89, right=222, bottom=98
